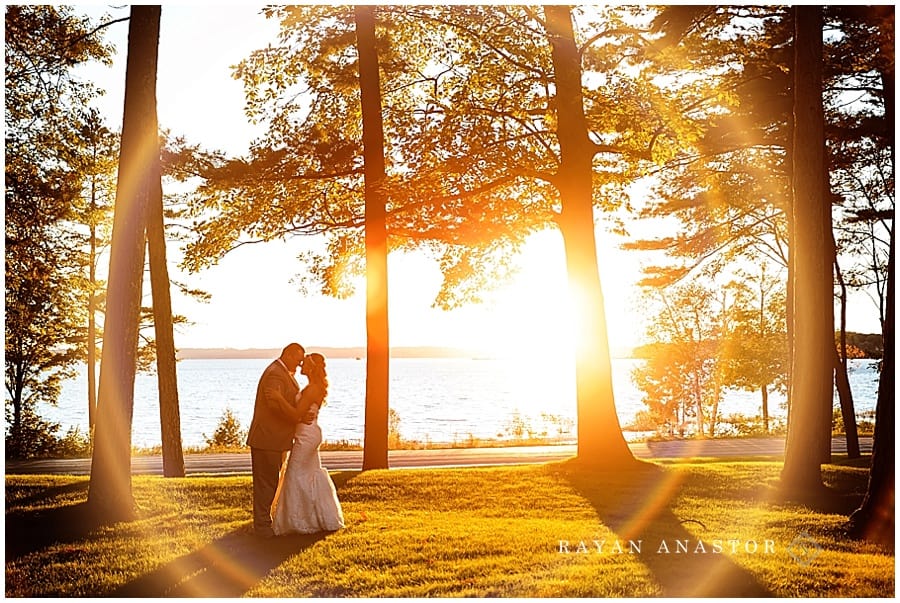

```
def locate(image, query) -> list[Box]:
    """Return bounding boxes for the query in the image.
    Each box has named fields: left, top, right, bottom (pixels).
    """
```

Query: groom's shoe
left=254, top=526, right=275, bottom=539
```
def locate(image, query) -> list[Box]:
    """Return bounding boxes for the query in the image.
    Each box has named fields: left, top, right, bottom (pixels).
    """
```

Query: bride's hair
left=305, top=352, right=328, bottom=403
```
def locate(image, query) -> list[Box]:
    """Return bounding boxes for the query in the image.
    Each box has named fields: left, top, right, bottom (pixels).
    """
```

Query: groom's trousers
left=251, top=447, right=287, bottom=534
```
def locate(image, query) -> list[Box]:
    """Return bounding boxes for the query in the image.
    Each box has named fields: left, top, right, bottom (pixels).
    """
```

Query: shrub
left=625, top=409, right=665, bottom=432
left=53, top=426, right=92, bottom=457
left=833, top=408, right=876, bottom=436
left=717, top=413, right=786, bottom=437
left=540, top=413, right=575, bottom=439
left=388, top=408, right=402, bottom=448
left=4, top=409, right=94, bottom=459
left=203, top=408, right=246, bottom=450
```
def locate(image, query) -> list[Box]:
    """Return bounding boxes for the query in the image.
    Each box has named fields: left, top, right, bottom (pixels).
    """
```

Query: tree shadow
left=6, top=480, right=101, bottom=563
left=6, top=478, right=90, bottom=508
left=7, top=470, right=360, bottom=596
left=767, top=463, right=868, bottom=516
left=772, top=485, right=866, bottom=516
left=330, top=470, right=359, bottom=490
left=109, top=470, right=360, bottom=597
left=110, top=528, right=327, bottom=597
left=551, top=460, right=771, bottom=597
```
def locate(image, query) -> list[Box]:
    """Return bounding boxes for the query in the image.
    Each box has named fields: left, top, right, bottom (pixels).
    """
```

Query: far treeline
left=4, top=5, right=893, bottom=544
left=834, top=332, right=886, bottom=359
left=633, top=331, right=885, bottom=360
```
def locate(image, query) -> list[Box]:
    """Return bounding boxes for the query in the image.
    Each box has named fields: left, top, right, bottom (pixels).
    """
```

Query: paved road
left=5, top=436, right=871, bottom=476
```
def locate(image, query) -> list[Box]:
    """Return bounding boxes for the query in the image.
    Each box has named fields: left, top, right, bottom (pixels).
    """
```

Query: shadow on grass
left=330, top=470, right=359, bottom=490
left=110, top=528, right=327, bottom=597
left=5, top=477, right=90, bottom=508
left=769, top=471, right=867, bottom=521
left=110, top=470, right=363, bottom=597
left=552, top=460, right=771, bottom=597
left=5, top=481, right=99, bottom=563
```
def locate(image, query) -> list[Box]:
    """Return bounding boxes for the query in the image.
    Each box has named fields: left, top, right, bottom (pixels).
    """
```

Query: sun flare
left=475, top=229, right=641, bottom=361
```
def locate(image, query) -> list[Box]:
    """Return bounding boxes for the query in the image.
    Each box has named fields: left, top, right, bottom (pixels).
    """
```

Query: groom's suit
left=248, top=359, right=301, bottom=450
left=248, top=359, right=302, bottom=535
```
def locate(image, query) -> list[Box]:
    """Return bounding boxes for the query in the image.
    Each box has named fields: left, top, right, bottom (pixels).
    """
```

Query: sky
left=73, top=4, right=883, bottom=357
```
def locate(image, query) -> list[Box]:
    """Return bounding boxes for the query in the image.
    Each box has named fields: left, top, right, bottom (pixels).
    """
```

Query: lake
left=40, top=357, right=881, bottom=449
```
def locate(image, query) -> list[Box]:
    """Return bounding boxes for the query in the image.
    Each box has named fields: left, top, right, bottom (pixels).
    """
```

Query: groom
left=247, top=342, right=312, bottom=538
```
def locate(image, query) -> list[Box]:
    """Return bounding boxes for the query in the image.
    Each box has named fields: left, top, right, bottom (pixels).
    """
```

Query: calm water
left=40, top=357, right=881, bottom=449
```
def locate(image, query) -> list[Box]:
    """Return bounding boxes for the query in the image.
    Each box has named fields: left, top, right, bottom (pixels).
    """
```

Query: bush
left=388, top=408, right=402, bottom=448
left=540, top=413, right=574, bottom=439
left=53, top=426, right=92, bottom=457
left=833, top=408, right=876, bottom=436
left=6, top=407, right=71, bottom=459
left=717, top=413, right=786, bottom=437
left=5, top=414, right=92, bottom=460
left=625, top=409, right=666, bottom=432
left=203, top=408, right=246, bottom=450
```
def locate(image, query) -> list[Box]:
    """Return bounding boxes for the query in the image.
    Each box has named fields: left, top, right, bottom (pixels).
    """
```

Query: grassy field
left=5, top=457, right=894, bottom=597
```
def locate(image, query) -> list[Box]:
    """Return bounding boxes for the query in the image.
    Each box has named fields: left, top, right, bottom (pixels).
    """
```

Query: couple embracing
left=247, top=343, right=345, bottom=538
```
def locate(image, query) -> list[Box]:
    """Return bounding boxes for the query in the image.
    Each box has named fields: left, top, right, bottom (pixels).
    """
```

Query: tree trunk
left=696, top=367, right=706, bottom=437
left=781, top=5, right=832, bottom=492
left=147, top=156, right=185, bottom=477
left=833, top=232, right=860, bottom=458
left=848, top=8, right=894, bottom=543
left=88, top=188, right=98, bottom=434
left=11, top=369, right=23, bottom=456
left=784, top=14, right=796, bottom=423
left=833, top=348, right=861, bottom=458
left=761, top=384, right=769, bottom=432
left=545, top=5, right=635, bottom=468
left=355, top=4, right=390, bottom=471
left=847, top=215, right=894, bottom=543
left=87, top=5, right=161, bottom=522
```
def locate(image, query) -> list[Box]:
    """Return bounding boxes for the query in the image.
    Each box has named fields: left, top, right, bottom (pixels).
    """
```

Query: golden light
left=480, top=229, right=641, bottom=361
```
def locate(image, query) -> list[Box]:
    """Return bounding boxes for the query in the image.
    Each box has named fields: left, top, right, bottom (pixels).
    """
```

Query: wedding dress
left=271, top=416, right=345, bottom=535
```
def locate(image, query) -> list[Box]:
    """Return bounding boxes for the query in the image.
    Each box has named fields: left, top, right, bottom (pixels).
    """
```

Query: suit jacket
left=247, top=360, right=301, bottom=451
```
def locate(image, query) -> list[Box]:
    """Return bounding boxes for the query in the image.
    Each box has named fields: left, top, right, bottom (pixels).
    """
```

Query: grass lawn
left=5, top=458, right=894, bottom=597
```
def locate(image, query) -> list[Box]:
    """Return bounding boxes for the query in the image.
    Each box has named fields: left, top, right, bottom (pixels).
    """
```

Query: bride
left=271, top=352, right=345, bottom=535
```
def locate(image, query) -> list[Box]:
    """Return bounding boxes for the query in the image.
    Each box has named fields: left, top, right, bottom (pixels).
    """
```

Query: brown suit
left=247, top=359, right=305, bottom=535
left=248, top=360, right=301, bottom=450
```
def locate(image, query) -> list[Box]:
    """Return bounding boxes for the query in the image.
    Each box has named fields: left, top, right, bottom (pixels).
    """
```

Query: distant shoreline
left=175, top=346, right=638, bottom=360
left=175, top=346, right=489, bottom=360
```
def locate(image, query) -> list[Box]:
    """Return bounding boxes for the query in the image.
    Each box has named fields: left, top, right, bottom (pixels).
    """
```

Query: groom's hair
left=282, top=342, right=305, bottom=357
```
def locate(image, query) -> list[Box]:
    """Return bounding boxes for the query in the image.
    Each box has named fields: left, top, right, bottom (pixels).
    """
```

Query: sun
left=474, top=228, right=643, bottom=361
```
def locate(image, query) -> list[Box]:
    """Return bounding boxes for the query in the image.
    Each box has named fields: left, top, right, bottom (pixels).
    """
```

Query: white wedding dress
left=272, top=417, right=345, bottom=535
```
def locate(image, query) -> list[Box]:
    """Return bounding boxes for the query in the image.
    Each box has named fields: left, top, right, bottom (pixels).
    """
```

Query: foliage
left=834, top=408, right=876, bottom=436
left=838, top=342, right=868, bottom=360
left=4, top=408, right=61, bottom=459
left=174, top=6, right=684, bottom=309
left=3, top=408, right=92, bottom=459
left=717, top=413, right=787, bottom=437
left=501, top=411, right=545, bottom=440
left=5, top=5, right=113, bottom=458
left=633, top=266, right=791, bottom=437
left=626, top=6, right=793, bottom=286
left=631, top=281, right=726, bottom=437
left=842, top=333, right=885, bottom=359
left=203, top=407, right=246, bottom=450
left=626, top=13, right=816, bottom=438
left=631, top=6, right=892, bottom=347
left=627, top=409, right=664, bottom=432
left=826, top=6, right=894, bottom=331
left=54, top=426, right=93, bottom=457
left=719, top=264, right=789, bottom=399
left=387, top=407, right=402, bottom=448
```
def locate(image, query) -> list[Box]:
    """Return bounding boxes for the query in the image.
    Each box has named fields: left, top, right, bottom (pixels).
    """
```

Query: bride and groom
left=247, top=343, right=345, bottom=538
